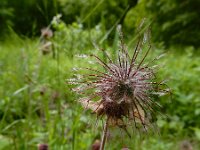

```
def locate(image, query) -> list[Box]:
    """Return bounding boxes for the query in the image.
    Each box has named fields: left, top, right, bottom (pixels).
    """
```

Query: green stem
left=100, top=117, right=109, bottom=150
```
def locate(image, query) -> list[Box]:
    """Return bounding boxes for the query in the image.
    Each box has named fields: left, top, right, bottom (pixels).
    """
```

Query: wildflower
left=121, top=147, right=130, bottom=150
left=40, top=27, right=53, bottom=55
left=92, top=139, right=101, bottom=150
left=40, top=41, right=52, bottom=55
left=41, top=27, right=53, bottom=39
left=69, top=24, right=169, bottom=149
left=38, top=144, right=48, bottom=150
left=179, top=140, right=193, bottom=150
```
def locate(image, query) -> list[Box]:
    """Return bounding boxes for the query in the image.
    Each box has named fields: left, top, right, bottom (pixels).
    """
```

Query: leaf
left=13, top=85, right=29, bottom=95
left=129, top=105, right=145, bottom=124
left=194, top=128, right=200, bottom=141
left=79, top=98, right=103, bottom=115
left=134, top=106, right=145, bottom=124
left=0, top=135, right=11, bottom=149
left=108, top=117, right=124, bottom=127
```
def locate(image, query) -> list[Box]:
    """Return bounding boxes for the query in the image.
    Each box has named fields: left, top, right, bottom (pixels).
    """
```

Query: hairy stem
left=100, top=117, right=109, bottom=150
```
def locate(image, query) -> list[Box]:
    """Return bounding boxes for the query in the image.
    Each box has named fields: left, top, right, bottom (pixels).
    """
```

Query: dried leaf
left=130, top=105, right=145, bottom=124
left=79, top=98, right=103, bottom=115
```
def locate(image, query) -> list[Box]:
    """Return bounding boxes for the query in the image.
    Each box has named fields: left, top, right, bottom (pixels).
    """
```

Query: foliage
left=123, top=0, right=147, bottom=34
left=0, top=0, right=14, bottom=35
left=0, top=0, right=58, bottom=36
left=51, top=14, right=103, bottom=57
left=1, top=0, right=200, bottom=48
left=59, top=0, right=137, bottom=28
left=0, top=0, right=136, bottom=37
left=0, top=24, right=200, bottom=149
left=0, top=1, right=200, bottom=149
left=146, top=0, right=200, bottom=47
left=157, top=47, right=200, bottom=135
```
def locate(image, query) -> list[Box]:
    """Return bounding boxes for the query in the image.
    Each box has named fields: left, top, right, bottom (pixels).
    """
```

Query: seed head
left=38, top=144, right=48, bottom=150
left=69, top=25, right=169, bottom=134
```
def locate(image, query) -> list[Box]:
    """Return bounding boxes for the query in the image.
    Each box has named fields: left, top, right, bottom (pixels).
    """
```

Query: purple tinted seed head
left=69, top=24, right=169, bottom=145
left=38, top=144, right=48, bottom=150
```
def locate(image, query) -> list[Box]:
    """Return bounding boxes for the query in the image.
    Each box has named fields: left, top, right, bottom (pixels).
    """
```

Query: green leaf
left=0, top=135, right=11, bottom=150
left=194, top=128, right=200, bottom=141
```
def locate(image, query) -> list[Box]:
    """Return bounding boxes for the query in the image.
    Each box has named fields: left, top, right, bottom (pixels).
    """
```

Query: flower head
left=38, top=144, right=48, bottom=150
left=69, top=25, right=169, bottom=134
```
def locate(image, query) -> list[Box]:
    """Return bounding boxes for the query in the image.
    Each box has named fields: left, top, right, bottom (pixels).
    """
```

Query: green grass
left=0, top=34, right=200, bottom=150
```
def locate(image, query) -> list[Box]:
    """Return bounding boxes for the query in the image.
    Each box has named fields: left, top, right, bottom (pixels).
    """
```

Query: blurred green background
left=0, top=0, right=200, bottom=149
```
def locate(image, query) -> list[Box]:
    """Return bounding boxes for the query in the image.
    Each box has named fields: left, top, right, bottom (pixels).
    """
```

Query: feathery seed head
left=69, top=24, right=169, bottom=133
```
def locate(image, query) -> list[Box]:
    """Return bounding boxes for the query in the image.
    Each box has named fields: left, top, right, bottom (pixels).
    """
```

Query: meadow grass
left=0, top=34, right=200, bottom=150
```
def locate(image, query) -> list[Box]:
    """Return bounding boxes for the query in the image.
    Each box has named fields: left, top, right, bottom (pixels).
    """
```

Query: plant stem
left=100, top=117, right=109, bottom=150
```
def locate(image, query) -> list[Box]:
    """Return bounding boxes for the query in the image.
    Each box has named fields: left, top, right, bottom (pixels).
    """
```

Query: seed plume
left=69, top=24, right=169, bottom=149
